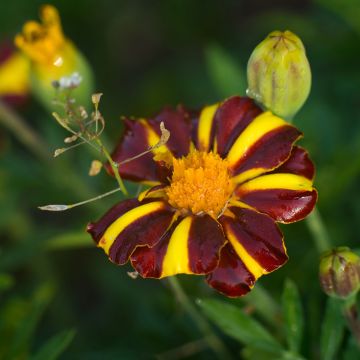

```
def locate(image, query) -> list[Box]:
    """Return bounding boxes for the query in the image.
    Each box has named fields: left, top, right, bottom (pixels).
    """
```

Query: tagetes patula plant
left=14, top=4, right=93, bottom=110
left=0, top=42, right=30, bottom=106
left=87, top=96, right=317, bottom=297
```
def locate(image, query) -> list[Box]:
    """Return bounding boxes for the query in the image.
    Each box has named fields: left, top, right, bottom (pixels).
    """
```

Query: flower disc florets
left=166, top=150, right=234, bottom=217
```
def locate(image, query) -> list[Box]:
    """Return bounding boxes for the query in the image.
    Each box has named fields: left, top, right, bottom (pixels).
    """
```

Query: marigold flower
left=0, top=42, right=30, bottom=106
left=14, top=4, right=93, bottom=109
left=87, top=96, right=317, bottom=297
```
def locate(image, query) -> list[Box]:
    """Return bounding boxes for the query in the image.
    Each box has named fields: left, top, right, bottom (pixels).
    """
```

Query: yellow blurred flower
left=0, top=43, right=30, bottom=105
left=15, top=4, right=93, bottom=110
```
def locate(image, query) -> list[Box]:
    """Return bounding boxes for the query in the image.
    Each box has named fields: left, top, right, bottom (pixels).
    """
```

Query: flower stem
left=305, top=207, right=332, bottom=254
left=343, top=294, right=360, bottom=345
left=167, top=276, right=233, bottom=360
left=95, top=138, right=128, bottom=196
left=0, top=99, right=50, bottom=160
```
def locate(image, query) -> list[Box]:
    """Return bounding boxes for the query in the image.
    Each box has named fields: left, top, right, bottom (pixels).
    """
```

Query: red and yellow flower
left=87, top=96, right=317, bottom=297
left=14, top=5, right=93, bottom=109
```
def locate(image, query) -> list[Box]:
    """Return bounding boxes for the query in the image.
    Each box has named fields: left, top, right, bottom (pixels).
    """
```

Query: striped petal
left=87, top=200, right=175, bottom=265
left=227, top=111, right=302, bottom=184
left=219, top=206, right=288, bottom=281
left=214, top=96, right=262, bottom=157
left=273, top=146, right=315, bottom=180
left=235, top=173, right=317, bottom=223
left=206, top=243, right=255, bottom=297
left=108, top=119, right=170, bottom=184
left=195, top=103, right=219, bottom=152
left=148, top=106, right=192, bottom=157
left=131, top=214, right=226, bottom=278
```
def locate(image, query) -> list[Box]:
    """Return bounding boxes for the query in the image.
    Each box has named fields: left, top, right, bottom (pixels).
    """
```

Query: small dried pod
left=319, top=247, right=360, bottom=299
left=89, top=160, right=103, bottom=176
left=247, top=30, right=311, bottom=120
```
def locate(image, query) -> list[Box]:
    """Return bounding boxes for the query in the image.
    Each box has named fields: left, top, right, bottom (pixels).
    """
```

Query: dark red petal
left=148, top=106, right=192, bottom=157
left=206, top=243, right=255, bottom=297
left=87, top=199, right=140, bottom=243
left=214, top=96, right=262, bottom=157
left=188, top=214, right=226, bottom=274
left=107, top=119, right=160, bottom=183
left=220, top=207, right=288, bottom=274
left=273, top=146, right=315, bottom=180
left=231, top=125, right=302, bottom=178
left=131, top=220, right=181, bottom=278
left=238, top=188, right=318, bottom=223
left=108, top=206, right=175, bottom=265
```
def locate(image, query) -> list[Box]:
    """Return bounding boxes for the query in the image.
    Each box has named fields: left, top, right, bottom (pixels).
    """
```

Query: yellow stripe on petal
left=99, top=201, right=165, bottom=254
left=197, top=103, right=219, bottom=151
left=232, top=168, right=267, bottom=185
left=227, top=111, right=287, bottom=167
left=238, top=173, right=313, bottom=193
left=226, top=228, right=265, bottom=279
left=161, top=216, right=193, bottom=277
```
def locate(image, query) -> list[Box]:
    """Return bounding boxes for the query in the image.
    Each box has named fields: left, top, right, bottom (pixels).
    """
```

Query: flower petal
left=87, top=200, right=174, bottom=265
left=219, top=205, right=288, bottom=280
left=195, top=103, right=219, bottom=152
left=206, top=243, right=255, bottom=297
left=187, top=214, right=226, bottom=273
left=148, top=106, right=192, bottom=157
left=131, top=215, right=226, bottom=278
left=87, top=199, right=140, bottom=241
left=273, top=146, right=315, bottom=180
left=214, top=96, right=262, bottom=157
left=227, top=111, right=302, bottom=184
left=235, top=173, right=317, bottom=223
left=108, top=119, right=168, bottom=184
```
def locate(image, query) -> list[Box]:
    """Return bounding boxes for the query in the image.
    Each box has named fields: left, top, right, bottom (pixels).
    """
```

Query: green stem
left=305, top=207, right=332, bottom=254
left=95, top=138, right=128, bottom=196
left=343, top=294, right=360, bottom=345
left=167, top=276, right=233, bottom=360
left=0, top=99, right=50, bottom=160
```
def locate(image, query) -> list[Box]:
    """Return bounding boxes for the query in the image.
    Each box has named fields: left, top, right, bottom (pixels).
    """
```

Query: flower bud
left=14, top=5, right=94, bottom=110
left=319, top=247, right=360, bottom=299
left=247, top=30, right=311, bottom=120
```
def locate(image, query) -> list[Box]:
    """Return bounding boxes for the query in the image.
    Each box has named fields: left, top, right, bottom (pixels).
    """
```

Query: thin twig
left=0, top=99, right=50, bottom=160
left=38, top=187, right=122, bottom=211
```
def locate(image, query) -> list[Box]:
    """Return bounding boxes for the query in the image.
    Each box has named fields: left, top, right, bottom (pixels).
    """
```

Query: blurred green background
left=1, top=0, right=360, bottom=359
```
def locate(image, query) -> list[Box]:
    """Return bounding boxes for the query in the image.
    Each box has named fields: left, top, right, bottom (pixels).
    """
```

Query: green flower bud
left=247, top=30, right=311, bottom=120
left=319, top=247, right=360, bottom=299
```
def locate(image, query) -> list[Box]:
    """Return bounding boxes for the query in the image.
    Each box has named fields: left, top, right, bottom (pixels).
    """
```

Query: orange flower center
left=166, top=150, right=234, bottom=217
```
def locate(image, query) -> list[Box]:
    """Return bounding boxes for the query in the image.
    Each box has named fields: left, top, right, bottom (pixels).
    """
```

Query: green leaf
left=198, top=298, right=283, bottom=353
left=320, top=297, right=345, bottom=360
left=282, top=279, right=304, bottom=354
left=0, top=273, right=14, bottom=292
left=1, top=283, right=54, bottom=360
left=46, top=231, right=92, bottom=250
left=31, top=329, right=76, bottom=360
left=205, top=44, right=246, bottom=97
